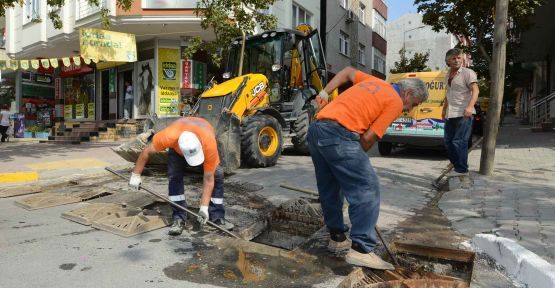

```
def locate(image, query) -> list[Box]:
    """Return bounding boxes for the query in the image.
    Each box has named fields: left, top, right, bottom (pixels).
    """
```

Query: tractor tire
left=241, top=115, right=283, bottom=167
left=292, top=109, right=313, bottom=155
left=378, top=141, right=393, bottom=156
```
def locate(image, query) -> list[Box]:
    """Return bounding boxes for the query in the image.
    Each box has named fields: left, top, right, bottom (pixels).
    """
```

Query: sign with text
left=75, top=104, right=85, bottom=119
left=87, top=103, right=95, bottom=119
left=80, top=28, right=137, bottom=62
left=157, top=48, right=180, bottom=116
left=181, top=60, right=192, bottom=89
left=64, top=105, right=73, bottom=119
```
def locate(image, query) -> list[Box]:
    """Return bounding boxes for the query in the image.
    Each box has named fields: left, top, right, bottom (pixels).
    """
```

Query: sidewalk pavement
left=439, top=115, right=555, bottom=263
left=0, top=142, right=132, bottom=186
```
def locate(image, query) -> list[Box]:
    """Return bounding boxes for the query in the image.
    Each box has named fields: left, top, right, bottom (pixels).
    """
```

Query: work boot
left=328, top=239, right=351, bottom=254
left=168, top=218, right=185, bottom=236
left=345, top=249, right=395, bottom=270
left=447, top=171, right=468, bottom=177
left=212, top=219, right=234, bottom=231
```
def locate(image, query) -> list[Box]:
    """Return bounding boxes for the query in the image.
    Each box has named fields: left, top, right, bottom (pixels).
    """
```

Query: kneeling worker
left=129, top=117, right=234, bottom=235
left=308, top=67, right=428, bottom=270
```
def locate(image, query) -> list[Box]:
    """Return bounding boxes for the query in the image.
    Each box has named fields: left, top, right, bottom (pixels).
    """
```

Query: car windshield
left=225, top=34, right=283, bottom=81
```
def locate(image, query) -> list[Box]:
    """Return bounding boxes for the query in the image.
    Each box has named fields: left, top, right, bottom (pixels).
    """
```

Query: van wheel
left=378, top=142, right=393, bottom=156
left=241, top=115, right=283, bottom=167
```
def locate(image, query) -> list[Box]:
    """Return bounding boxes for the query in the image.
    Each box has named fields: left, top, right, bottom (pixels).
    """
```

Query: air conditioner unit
left=346, top=10, right=354, bottom=23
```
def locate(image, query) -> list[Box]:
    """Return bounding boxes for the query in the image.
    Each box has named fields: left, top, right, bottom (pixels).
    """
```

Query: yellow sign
left=73, top=56, right=81, bottom=66
left=31, top=60, right=40, bottom=69
left=80, top=28, right=137, bottom=62
left=75, top=104, right=85, bottom=119
left=64, top=105, right=73, bottom=119
left=87, top=103, right=95, bottom=119
left=20, top=60, right=29, bottom=70
left=40, top=59, right=50, bottom=69
left=62, top=58, right=71, bottom=67
left=157, top=48, right=180, bottom=116
left=50, top=58, right=59, bottom=68
left=7, top=60, right=18, bottom=70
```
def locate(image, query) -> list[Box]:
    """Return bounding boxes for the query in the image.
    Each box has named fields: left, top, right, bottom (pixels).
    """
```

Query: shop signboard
left=75, top=104, right=85, bottom=119
left=60, top=64, right=93, bottom=77
left=36, top=74, right=53, bottom=84
left=55, top=78, right=61, bottom=100
left=181, top=60, right=192, bottom=89
left=15, top=113, right=25, bottom=138
left=157, top=48, right=180, bottom=116
left=80, top=28, right=137, bottom=62
left=136, top=59, right=155, bottom=118
left=193, top=61, right=206, bottom=91
left=64, top=105, right=73, bottom=119
left=109, top=68, right=116, bottom=93
left=87, top=103, right=95, bottom=119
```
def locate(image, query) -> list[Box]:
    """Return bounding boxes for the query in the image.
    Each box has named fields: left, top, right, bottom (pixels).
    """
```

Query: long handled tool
left=432, top=136, right=484, bottom=189
left=105, top=167, right=240, bottom=239
left=280, top=183, right=399, bottom=265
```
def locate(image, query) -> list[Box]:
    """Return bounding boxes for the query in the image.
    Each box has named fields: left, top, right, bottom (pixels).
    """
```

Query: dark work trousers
left=0, top=125, right=8, bottom=142
left=444, top=117, right=473, bottom=173
left=307, top=120, right=380, bottom=253
left=167, top=149, right=225, bottom=221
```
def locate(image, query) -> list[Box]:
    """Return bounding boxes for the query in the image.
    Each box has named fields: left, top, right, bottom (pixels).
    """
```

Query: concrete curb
left=472, top=234, right=555, bottom=288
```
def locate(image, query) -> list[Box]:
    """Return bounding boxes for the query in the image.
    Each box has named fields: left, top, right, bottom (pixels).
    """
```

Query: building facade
left=386, top=13, right=458, bottom=76
left=321, top=0, right=387, bottom=79
left=4, top=0, right=212, bottom=127
left=270, top=0, right=320, bottom=31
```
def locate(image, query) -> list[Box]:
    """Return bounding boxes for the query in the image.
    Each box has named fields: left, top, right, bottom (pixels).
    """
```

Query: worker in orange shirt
left=308, top=67, right=428, bottom=270
left=129, top=117, right=234, bottom=235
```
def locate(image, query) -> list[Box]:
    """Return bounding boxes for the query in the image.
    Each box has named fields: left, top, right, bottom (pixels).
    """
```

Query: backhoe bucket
left=215, top=112, right=241, bottom=173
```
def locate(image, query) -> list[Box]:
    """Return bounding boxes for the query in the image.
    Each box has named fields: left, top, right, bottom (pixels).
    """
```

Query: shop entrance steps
left=43, top=120, right=140, bottom=144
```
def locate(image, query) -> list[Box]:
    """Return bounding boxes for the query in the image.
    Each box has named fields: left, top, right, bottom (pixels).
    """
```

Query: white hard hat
left=178, top=131, right=204, bottom=166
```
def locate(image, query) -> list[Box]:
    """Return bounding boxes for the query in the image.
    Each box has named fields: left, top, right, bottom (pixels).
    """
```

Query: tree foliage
left=183, top=0, right=277, bottom=66
left=414, top=0, right=542, bottom=81
left=390, top=48, right=431, bottom=73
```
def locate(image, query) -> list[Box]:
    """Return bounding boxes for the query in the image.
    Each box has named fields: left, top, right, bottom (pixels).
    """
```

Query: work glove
left=197, top=205, right=209, bottom=225
left=129, top=172, right=142, bottom=190
left=315, top=90, right=329, bottom=110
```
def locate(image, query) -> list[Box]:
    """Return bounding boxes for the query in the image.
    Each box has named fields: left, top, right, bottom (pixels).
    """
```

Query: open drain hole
left=251, top=198, right=324, bottom=250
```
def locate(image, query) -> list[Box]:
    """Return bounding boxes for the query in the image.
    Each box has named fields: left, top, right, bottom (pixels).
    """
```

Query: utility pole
left=479, top=0, right=509, bottom=175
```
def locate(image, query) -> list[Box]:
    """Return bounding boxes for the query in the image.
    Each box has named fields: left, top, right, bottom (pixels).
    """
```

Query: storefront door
left=100, top=69, right=117, bottom=120
left=118, top=70, right=133, bottom=119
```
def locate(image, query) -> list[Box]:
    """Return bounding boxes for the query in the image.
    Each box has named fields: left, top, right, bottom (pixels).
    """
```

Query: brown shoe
left=345, top=248, right=395, bottom=270
left=328, top=239, right=351, bottom=254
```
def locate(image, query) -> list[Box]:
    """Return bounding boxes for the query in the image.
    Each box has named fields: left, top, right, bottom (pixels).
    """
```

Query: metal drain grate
left=91, top=210, right=171, bottom=237
left=62, top=203, right=129, bottom=225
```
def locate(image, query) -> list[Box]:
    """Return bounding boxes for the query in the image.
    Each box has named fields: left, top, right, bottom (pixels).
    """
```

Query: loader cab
left=223, top=28, right=328, bottom=113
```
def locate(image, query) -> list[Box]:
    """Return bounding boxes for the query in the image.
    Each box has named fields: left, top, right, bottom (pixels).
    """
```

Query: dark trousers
left=167, top=149, right=225, bottom=221
left=444, top=117, right=473, bottom=173
left=0, top=125, right=8, bottom=142
left=307, top=121, right=380, bottom=253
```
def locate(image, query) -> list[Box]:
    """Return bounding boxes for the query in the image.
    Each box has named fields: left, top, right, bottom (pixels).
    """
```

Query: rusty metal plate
left=0, top=186, right=41, bottom=198
left=14, top=187, right=112, bottom=210
left=91, top=210, right=171, bottom=237
left=391, top=242, right=475, bottom=263
left=61, top=203, right=128, bottom=226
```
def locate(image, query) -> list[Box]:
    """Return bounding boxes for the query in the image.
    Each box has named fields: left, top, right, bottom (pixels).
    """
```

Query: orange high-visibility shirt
left=317, top=71, right=403, bottom=138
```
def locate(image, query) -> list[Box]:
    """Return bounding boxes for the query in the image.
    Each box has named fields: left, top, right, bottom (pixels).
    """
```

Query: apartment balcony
left=76, top=0, right=107, bottom=21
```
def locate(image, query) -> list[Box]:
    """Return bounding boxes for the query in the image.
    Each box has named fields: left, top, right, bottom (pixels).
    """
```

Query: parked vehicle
left=378, top=72, right=447, bottom=156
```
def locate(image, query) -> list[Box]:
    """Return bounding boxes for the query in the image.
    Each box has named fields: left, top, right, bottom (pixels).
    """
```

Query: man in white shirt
left=0, top=104, right=12, bottom=142
left=124, top=81, right=133, bottom=120
left=442, top=48, right=480, bottom=176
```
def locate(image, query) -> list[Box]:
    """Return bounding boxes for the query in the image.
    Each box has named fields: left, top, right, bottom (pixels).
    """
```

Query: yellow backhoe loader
left=113, top=24, right=337, bottom=172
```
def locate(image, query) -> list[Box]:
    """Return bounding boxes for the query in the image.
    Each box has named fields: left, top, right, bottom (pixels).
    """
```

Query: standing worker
left=442, top=48, right=479, bottom=176
left=308, top=66, right=428, bottom=270
left=129, top=117, right=234, bottom=235
left=124, top=81, right=134, bottom=120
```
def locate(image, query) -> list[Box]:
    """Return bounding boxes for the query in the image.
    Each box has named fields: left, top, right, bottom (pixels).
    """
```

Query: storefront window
left=0, top=71, right=16, bottom=111
left=22, top=71, right=55, bottom=127
left=62, top=72, right=95, bottom=120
